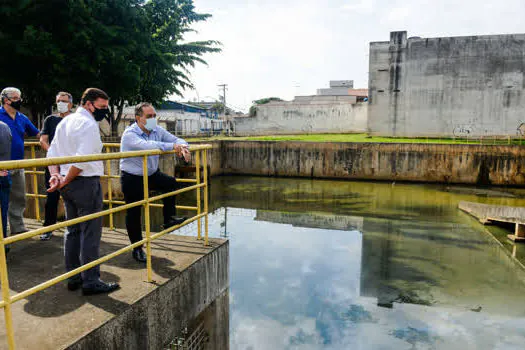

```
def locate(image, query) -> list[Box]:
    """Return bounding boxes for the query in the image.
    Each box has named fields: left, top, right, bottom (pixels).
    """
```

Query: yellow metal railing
left=24, top=142, right=200, bottom=232
left=1, top=143, right=212, bottom=349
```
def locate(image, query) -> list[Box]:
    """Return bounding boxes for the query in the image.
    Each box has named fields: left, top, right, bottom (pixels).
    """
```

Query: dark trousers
left=121, top=171, right=179, bottom=246
left=0, top=175, right=11, bottom=238
left=44, top=168, right=60, bottom=228
left=60, top=177, right=103, bottom=287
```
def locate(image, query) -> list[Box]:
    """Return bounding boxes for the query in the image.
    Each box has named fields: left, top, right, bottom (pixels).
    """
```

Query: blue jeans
left=0, top=175, right=11, bottom=238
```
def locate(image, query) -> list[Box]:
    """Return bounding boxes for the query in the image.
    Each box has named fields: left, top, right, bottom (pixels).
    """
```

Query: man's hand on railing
left=181, top=146, right=191, bottom=163
left=173, top=144, right=184, bottom=157
left=173, top=144, right=191, bottom=163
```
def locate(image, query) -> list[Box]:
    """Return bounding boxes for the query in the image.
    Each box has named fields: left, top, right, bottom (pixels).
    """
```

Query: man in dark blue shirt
left=0, top=87, right=40, bottom=235
left=0, top=121, right=12, bottom=249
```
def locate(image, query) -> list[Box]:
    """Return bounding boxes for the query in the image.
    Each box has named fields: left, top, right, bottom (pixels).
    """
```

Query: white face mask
left=57, top=101, right=69, bottom=114
left=144, top=117, right=157, bottom=131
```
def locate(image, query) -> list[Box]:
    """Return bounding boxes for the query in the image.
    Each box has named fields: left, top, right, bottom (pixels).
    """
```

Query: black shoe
left=82, top=281, right=120, bottom=296
left=132, top=248, right=147, bottom=263
left=163, top=216, right=187, bottom=229
left=40, top=232, right=53, bottom=241
left=67, top=277, right=83, bottom=291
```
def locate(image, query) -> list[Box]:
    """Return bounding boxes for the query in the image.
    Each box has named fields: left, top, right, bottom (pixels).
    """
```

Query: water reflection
left=114, top=176, right=525, bottom=349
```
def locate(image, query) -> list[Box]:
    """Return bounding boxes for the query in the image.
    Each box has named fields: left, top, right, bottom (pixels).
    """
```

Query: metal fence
left=0, top=144, right=212, bottom=349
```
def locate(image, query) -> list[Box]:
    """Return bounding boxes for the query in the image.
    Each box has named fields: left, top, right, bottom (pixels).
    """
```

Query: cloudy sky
left=181, top=0, right=525, bottom=112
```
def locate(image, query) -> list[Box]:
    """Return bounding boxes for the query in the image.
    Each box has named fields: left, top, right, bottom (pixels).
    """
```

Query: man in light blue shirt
left=120, top=102, right=191, bottom=263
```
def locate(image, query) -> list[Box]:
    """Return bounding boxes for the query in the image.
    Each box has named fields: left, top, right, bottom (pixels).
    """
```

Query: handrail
left=24, top=141, right=122, bottom=148
left=4, top=144, right=211, bottom=170
left=0, top=143, right=212, bottom=349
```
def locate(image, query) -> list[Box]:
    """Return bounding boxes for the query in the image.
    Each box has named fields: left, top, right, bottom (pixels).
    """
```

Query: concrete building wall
left=330, top=80, right=354, bottom=88
left=234, top=100, right=368, bottom=136
left=293, top=95, right=357, bottom=104
left=317, top=80, right=355, bottom=96
left=317, top=87, right=353, bottom=96
left=368, top=31, right=525, bottom=137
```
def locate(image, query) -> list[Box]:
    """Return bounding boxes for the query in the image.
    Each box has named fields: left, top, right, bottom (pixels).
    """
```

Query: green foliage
left=249, top=97, right=283, bottom=116
left=253, top=97, right=283, bottom=105
left=0, top=0, right=220, bottom=135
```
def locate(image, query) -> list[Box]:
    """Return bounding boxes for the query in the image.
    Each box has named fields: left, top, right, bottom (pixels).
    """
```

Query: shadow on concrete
left=5, top=225, right=204, bottom=318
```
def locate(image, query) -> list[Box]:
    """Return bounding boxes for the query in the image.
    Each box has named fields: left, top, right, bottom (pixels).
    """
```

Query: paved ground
left=0, top=219, right=225, bottom=350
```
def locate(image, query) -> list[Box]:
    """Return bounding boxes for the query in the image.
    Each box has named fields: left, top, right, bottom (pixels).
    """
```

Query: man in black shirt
left=39, top=91, right=73, bottom=240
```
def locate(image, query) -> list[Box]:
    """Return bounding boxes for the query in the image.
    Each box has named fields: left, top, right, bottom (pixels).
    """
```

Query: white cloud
left=341, top=0, right=376, bottom=13
left=384, top=6, right=412, bottom=25
left=178, top=0, right=525, bottom=112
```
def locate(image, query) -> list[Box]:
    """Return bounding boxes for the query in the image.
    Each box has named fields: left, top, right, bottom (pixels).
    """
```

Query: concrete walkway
left=0, top=219, right=226, bottom=349
left=459, top=201, right=525, bottom=241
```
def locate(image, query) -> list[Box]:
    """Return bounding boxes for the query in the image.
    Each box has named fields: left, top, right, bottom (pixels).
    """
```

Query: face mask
left=57, top=102, right=69, bottom=114
left=92, top=106, right=109, bottom=122
left=145, top=118, right=157, bottom=131
left=8, top=99, right=21, bottom=111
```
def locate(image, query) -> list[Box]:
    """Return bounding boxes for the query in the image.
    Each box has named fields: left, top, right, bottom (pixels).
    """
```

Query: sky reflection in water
left=168, top=177, right=525, bottom=349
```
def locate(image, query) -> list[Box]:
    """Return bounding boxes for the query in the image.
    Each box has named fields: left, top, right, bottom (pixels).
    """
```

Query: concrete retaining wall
left=368, top=31, right=525, bottom=137
left=234, top=100, right=368, bottom=136
left=66, top=241, right=229, bottom=350
left=26, top=141, right=525, bottom=205
left=219, top=141, right=525, bottom=186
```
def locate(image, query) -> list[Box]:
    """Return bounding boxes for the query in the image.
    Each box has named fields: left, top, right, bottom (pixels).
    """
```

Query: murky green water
left=121, top=176, right=525, bottom=349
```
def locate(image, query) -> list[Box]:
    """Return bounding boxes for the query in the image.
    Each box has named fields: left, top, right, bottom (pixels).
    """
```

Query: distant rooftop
left=348, top=88, right=368, bottom=97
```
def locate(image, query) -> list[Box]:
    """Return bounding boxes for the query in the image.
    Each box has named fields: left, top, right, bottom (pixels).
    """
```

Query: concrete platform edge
left=65, top=240, right=229, bottom=350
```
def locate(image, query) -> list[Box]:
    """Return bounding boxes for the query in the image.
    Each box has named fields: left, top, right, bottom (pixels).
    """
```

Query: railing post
left=142, top=155, right=153, bottom=283
left=0, top=215, right=16, bottom=349
left=203, top=149, right=209, bottom=246
left=196, top=151, right=202, bottom=240
left=31, top=145, right=40, bottom=221
left=106, top=146, right=114, bottom=230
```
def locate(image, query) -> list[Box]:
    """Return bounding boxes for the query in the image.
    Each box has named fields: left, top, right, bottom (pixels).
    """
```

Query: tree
left=0, top=0, right=220, bottom=136
left=0, top=1, right=84, bottom=125
left=102, top=0, right=221, bottom=135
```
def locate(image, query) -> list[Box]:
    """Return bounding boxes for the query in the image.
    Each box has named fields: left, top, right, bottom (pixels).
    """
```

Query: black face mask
left=8, top=99, right=22, bottom=111
left=92, top=106, right=109, bottom=122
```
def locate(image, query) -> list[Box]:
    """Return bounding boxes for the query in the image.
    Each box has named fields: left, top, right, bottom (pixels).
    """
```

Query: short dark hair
left=80, top=88, right=109, bottom=105
left=135, top=102, right=153, bottom=117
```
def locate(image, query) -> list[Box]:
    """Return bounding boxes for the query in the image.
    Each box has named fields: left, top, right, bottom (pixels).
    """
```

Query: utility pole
left=217, top=83, right=227, bottom=115
left=220, top=207, right=228, bottom=238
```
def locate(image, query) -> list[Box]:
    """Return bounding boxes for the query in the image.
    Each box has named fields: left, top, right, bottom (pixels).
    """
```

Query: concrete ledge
left=507, top=234, right=525, bottom=242
left=67, top=239, right=229, bottom=350
left=0, top=220, right=228, bottom=350
left=459, top=201, right=525, bottom=225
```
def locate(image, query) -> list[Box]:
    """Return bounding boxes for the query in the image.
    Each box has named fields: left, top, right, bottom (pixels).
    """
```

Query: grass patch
left=186, top=133, right=525, bottom=145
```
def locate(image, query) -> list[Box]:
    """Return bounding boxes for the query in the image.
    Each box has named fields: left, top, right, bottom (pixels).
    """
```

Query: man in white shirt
left=47, top=87, right=119, bottom=295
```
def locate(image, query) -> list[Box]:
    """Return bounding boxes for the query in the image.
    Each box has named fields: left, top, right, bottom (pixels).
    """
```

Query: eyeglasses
left=8, top=97, right=22, bottom=102
left=145, top=114, right=156, bottom=118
